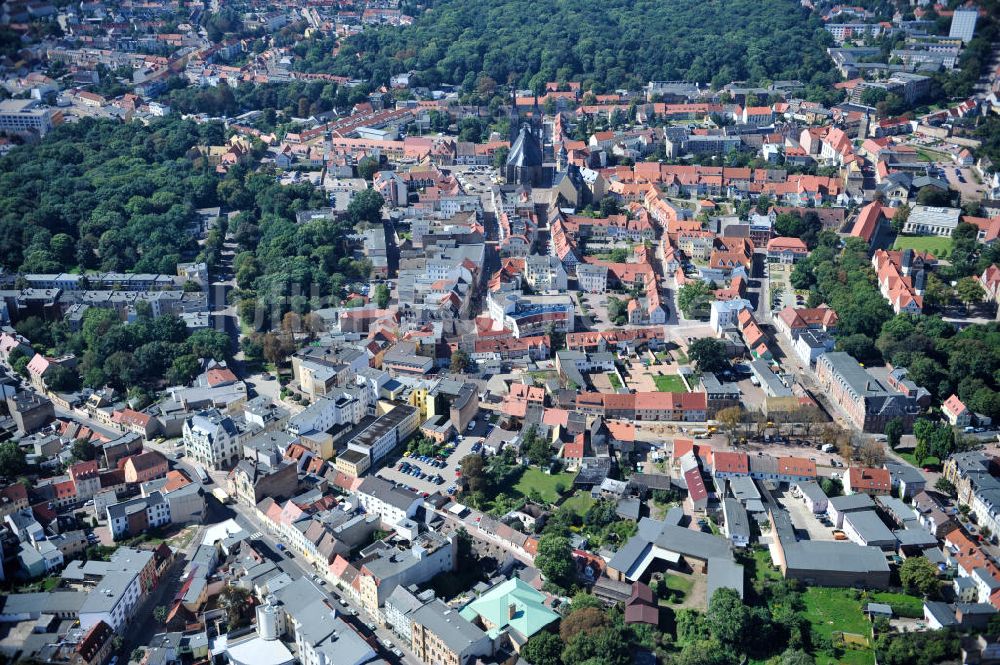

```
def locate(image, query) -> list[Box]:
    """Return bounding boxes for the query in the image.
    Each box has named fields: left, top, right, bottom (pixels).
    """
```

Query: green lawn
left=892, top=235, right=952, bottom=255
left=660, top=573, right=695, bottom=604
left=666, top=573, right=694, bottom=594
left=561, top=491, right=596, bottom=517
left=509, top=468, right=575, bottom=504
left=653, top=374, right=688, bottom=392
left=608, top=373, right=622, bottom=390
left=751, top=547, right=782, bottom=584
left=14, top=575, right=62, bottom=593
left=896, top=452, right=941, bottom=469
left=802, top=588, right=875, bottom=665
left=870, top=591, right=924, bottom=618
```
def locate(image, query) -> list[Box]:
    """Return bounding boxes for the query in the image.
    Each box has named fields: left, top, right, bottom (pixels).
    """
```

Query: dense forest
left=291, top=0, right=839, bottom=92
left=161, top=78, right=371, bottom=121
left=0, top=116, right=375, bottom=336
left=0, top=117, right=221, bottom=274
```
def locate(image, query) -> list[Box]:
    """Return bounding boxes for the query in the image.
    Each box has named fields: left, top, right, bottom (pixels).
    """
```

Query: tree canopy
left=291, top=0, right=837, bottom=92
left=0, top=117, right=220, bottom=273
left=688, top=338, right=728, bottom=374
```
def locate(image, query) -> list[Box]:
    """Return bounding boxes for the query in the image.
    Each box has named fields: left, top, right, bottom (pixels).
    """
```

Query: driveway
left=777, top=490, right=834, bottom=541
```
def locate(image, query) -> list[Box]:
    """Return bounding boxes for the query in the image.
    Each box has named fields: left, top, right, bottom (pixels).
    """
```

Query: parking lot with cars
left=376, top=419, right=495, bottom=496
left=453, top=165, right=502, bottom=193
left=778, top=488, right=836, bottom=541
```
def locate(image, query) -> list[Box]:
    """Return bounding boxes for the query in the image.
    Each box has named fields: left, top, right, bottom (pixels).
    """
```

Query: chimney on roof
left=509, top=602, right=518, bottom=620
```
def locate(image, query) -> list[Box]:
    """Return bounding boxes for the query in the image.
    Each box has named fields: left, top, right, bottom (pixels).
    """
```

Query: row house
left=712, top=450, right=817, bottom=484
left=577, top=391, right=708, bottom=421
left=560, top=213, right=656, bottom=243
left=565, top=327, right=665, bottom=353
left=677, top=230, right=715, bottom=261
left=471, top=335, right=550, bottom=365
left=523, top=255, right=568, bottom=291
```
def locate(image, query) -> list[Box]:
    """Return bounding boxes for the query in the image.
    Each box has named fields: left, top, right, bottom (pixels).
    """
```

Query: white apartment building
left=355, top=477, right=422, bottom=528
left=524, top=255, right=568, bottom=291
left=288, top=391, right=364, bottom=436
left=0, top=99, right=60, bottom=137
left=710, top=299, right=752, bottom=332
left=344, top=402, right=419, bottom=464
left=71, top=548, right=154, bottom=632
left=576, top=263, right=609, bottom=293
left=182, top=409, right=245, bottom=469
left=106, top=491, right=171, bottom=540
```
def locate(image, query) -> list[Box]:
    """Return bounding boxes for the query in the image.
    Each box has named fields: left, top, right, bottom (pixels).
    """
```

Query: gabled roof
left=507, top=126, right=543, bottom=168
left=943, top=394, right=968, bottom=417
left=848, top=467, right=891, bottom=491
left=713, top=451, right=749, bottom=475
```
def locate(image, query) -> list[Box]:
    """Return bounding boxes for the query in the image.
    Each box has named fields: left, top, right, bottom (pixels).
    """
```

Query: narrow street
left=222, top=499, right=421, bottom=665
left=122, top=536, right=200, bottom=658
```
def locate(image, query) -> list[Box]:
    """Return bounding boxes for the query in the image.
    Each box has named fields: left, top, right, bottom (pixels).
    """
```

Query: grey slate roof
left=924, top=601, right=958, bottom=627
left=0, top=592, right=86, bottom=617
left=797, top=481, right=828, bottom=504
left=507, top=126, right=543, bottom=169
left=828, top=493, right=875, bottom=512
left=357, top=476, right=420, bottom=511
left=608, top=516, right=733, bottom=578
left=411, top=599, right=487, bottom=654
left=884, top=462, right=926, bottom=486
left=707, top=557, right=745, bottom=602
left=722, top=498, right=750, bottom=542
left=771, top=509, right=889, bottom=575
left=843, top=511, right=895, bottom=544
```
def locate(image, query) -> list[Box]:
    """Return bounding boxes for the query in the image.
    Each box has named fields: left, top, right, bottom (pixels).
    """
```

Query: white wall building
left=576, top=263, right=609, bottom=293
left=710, top=299, right=752, bottom=332
left=902, top=205, right=961, bottom=237
left=182, top=409, right=244, bottom=469
left=354, top=477, right=422, bottom=528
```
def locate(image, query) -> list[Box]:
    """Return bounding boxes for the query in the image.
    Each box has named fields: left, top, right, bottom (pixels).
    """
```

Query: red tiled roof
left=163, top=470, right=192, bottom=492
left=125, top=451, right=167, bottom=472
left=206, top=367, right=238, bottom=387
left=713, top=451, right=749, bottom=474
left=943, top=394, right=967, bottom=417
left=848, top=467, right=890, bottom=491
left=76, top=621, right=114, bottom=660
left=778, top=456, right=816, bottom=478
left=684, top=466, right=708, bottom=503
